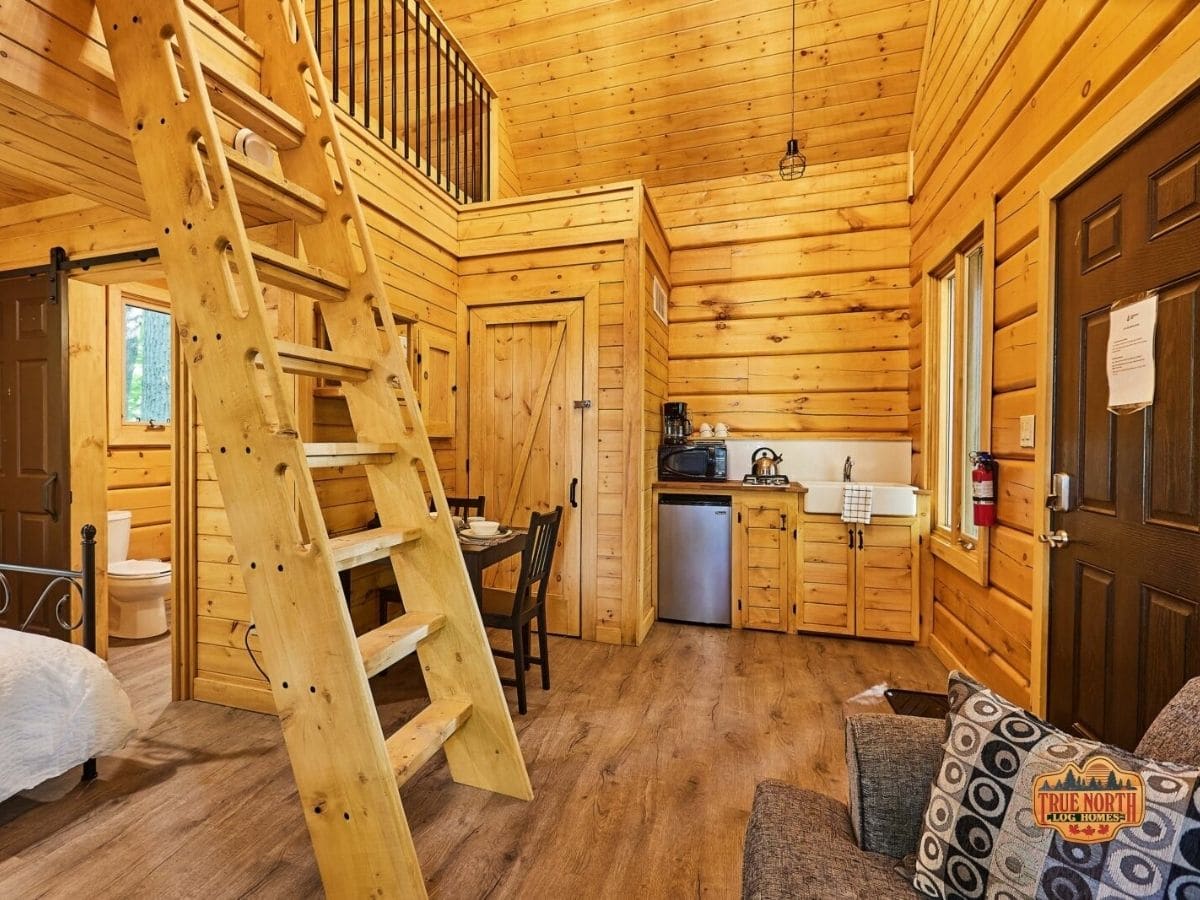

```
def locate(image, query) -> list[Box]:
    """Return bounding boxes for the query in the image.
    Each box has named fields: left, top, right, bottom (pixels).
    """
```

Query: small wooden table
left=458, top=529, right=526, bottom=606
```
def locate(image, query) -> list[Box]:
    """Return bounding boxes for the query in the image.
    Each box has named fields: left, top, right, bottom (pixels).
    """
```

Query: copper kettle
left=751, top=447, right=783, bottom=477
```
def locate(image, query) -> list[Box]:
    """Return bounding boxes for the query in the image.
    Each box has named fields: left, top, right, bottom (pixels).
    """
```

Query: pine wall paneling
left=908, top=0, right=1200, bottom=711
left=434, top=0, right=930, bottom=193
left=665, top=155, right=912, bottom=440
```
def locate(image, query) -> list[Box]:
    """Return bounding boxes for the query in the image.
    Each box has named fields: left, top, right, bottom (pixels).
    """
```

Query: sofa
left=741, top=678, right=1200, bottom=899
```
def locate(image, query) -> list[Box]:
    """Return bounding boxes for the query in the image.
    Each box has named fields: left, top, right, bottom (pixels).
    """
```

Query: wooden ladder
left=95, top=1, right=532, bottom=895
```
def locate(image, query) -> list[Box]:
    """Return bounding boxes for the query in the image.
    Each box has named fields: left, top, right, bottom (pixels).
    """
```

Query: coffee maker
left=662, top=402, right=692, bottom=445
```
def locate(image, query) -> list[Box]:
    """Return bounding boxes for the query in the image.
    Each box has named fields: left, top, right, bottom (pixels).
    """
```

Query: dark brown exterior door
left=0, top=268, right=70, bottom=637
left=1050, top=86, right=1200, bottom=750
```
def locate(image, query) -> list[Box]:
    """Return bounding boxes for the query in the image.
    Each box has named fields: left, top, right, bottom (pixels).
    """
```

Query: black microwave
left=658, top=442, right=728, bottom=481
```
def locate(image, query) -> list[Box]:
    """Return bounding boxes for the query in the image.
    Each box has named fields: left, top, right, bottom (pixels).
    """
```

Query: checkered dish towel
left=841, top=484, right=874, bottom=525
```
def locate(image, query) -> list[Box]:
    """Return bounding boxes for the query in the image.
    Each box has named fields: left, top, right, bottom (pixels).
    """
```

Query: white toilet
left=107, top=509, right=172, bottom=639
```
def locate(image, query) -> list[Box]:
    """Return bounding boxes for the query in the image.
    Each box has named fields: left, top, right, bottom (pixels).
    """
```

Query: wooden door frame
left=69, top=266, right=194, bottom=701
left=456, top=286, right=600, bottom=641
left=1032, top=49, right=1200, bottom=717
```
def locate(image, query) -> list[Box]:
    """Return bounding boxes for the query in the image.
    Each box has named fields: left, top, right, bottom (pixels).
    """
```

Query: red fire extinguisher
left=971, top=451, right=998, bottom=527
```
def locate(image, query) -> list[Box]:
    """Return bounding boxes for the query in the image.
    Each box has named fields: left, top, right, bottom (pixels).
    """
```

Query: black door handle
left=858, top=528, right=864, bottom=550
left=569, top=477, right=579, bottom=508
left=42, top=472, right=59, bottom=522
left=848, top=528, right=854, bottom=548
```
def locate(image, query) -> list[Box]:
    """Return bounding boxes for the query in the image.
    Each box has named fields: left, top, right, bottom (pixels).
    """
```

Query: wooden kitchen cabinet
left=734, top=495, right=797, bottom=632
left=796, top=515, right=920, bottom=642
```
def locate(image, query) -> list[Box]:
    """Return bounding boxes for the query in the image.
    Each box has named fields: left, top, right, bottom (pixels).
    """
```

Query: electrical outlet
left=1019, top=415, right=1036, bottom=449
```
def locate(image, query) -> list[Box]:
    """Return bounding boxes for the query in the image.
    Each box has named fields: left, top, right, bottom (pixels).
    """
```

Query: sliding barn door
left=468, top=301, right=584, bottom=636
left=0, top=269, right=70, bottom=637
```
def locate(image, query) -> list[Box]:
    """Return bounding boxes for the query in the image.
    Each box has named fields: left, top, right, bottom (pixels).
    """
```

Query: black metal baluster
left=314, top=0, right=321, bottom=67
left=390, top=0, right=397, bottom=148
left=454, top=49, right=461, bottom=201
left=463, top=75, right=472, bottom=202
left=376, top=0, right=381, bottom=137
left=439, top=30, right=444, bottom=184
left=364, top=0, right=371, bottom=129
left=333, top=0, right=340, bottom=102
left=483, top=90, right=491, bottom=200
left=414, top=7, right=421, bottom=168
left=349, top=0, right=356, bottom=117
left=443, top=39, right=451, bottom=194
left=424, top=13, right=432, bottom=178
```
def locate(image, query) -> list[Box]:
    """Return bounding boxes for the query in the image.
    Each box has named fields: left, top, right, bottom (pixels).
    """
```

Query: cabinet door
left=417, top=326, right=456, bottom=438
left=741, top=501, right=790, bottom=632
left=797, top=519, right=856, bottom=635
left=855, top=522, right=918, bottom=640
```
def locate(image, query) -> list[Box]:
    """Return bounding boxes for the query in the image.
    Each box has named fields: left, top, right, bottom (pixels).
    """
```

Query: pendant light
left=779, top=0, right=806, bottom=180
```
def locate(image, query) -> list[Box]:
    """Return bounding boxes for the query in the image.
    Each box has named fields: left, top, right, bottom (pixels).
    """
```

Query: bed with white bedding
left=0, top=629, right=138, bottom=803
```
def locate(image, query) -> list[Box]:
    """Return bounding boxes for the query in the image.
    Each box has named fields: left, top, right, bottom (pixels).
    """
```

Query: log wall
left=661, top=155, right=912, bottom=439
left=908, top=0, right=1200, bottom=708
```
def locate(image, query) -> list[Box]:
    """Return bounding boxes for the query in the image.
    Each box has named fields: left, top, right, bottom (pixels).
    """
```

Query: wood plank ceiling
left=432, top=0, right=929, bottom=194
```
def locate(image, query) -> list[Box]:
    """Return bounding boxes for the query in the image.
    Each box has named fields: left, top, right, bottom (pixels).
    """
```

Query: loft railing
left=308, top=0, right=493, bottom=203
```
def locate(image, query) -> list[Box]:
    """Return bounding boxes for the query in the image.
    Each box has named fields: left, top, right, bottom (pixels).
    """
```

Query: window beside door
left=927, top=229, right=992, bottom=584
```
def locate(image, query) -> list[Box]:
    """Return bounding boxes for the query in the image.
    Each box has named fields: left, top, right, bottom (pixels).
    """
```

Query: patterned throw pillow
left=912, top=671, right=1200, bottom=899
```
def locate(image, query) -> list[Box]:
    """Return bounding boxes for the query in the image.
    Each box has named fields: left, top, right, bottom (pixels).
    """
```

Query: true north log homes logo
left=1032, top=756, right=1145, bottom=843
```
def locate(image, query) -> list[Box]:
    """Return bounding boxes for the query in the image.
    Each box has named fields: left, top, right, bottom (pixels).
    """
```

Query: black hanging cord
left=245, top=623, right=270, bottom=684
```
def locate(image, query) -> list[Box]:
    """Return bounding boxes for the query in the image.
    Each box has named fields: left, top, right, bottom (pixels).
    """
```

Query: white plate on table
left=459, top=525, right=513, bottom=541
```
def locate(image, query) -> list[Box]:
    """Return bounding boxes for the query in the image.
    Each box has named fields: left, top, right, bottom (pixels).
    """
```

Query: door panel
left=0, top=270, right=70, bottom=637
left=1050, top=86, right=1200, bottom=748
left=468, top=302, right=583, bottom=636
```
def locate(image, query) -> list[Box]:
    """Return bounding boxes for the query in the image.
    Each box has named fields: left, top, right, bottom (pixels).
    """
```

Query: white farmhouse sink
left=801, top=481, right=918, bottom=518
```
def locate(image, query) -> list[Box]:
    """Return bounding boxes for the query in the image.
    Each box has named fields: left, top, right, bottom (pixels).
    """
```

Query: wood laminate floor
left=0, top=624, right=947, bottom=898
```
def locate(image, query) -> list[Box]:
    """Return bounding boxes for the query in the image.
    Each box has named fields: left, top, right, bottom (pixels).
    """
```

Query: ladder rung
left=305, top=442, right=399, bottom=468
left=274, top=341, right=373, bottom=382
left=386, top=699, right=473, bottom=788
left=201, top=63, right=305, bottom=150
left=200, top=142, right=325, bottom=224
left=249, top=241, right=349, bottom=302
left=358, top=611, right=446, bottom=679
left=329, top=526, right=421, bottom=570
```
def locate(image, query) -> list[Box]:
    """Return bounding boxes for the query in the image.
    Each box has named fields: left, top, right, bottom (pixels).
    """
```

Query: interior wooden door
left=468, top=301, right=584, bottom=636
left=0, top=268, right=71, bottom=637
left=1049, top=85, right=1200, bottom=749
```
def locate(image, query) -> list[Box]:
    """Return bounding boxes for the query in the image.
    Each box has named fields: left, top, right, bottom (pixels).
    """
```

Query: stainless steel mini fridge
left=657, top=493, right=732, bottom=626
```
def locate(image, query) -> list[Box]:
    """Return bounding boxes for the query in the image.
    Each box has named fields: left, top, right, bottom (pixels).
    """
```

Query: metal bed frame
left=0, top=524, right=99, bottom=782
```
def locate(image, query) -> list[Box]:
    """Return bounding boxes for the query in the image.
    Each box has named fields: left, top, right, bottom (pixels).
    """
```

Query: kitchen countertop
left=652, top=480, right=807, bottom=494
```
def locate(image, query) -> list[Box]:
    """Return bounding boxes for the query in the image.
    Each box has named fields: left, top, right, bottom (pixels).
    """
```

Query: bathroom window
left=109, top=286, right=172, bottom=446
left=927, top=227, right=992, bottom=584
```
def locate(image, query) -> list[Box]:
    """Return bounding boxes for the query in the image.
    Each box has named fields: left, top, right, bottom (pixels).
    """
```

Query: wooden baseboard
left=193, top=675, right=275, bottom=715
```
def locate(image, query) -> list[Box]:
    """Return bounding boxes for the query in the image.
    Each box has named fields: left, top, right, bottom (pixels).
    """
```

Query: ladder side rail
left=244, top=0, right=532, bottom=801
left=96, top=3, right=425, bottom=895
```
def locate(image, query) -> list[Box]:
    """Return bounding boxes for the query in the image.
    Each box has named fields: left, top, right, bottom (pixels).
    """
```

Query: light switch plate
left=1019, top=415, right=1036, bottom=448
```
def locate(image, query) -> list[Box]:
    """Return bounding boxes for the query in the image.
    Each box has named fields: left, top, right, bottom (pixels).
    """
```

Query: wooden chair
left=378, top=496, right=486, bottom=625
left=437, top=495, right=486, bottom=520
left=480, top=507, right=562, bottom=714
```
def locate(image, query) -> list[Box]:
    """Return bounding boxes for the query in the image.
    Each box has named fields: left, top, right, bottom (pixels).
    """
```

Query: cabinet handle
left=858, top=528, right=864, bottom=550
left=848, top=528, right=854, bottom=548
left=569, top=477, right=579, bottom=508
left=779, top=512, right=787, bottom=532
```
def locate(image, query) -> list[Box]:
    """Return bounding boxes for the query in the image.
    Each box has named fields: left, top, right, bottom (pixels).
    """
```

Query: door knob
left=1038, top=530, right=1070, bottom=549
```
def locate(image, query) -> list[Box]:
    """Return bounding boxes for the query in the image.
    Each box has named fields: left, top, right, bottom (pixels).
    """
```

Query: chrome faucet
left=843, top=456, right=854, bottom=482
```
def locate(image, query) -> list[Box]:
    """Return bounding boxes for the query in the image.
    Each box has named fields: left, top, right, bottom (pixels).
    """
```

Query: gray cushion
left=912, top=671, right=1200, bottom=899
left=1137, top=676, right=1200, bottom=766
left=845, top=714, right=946, bottom=859
left=742, top=781, right=915, bottom=899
